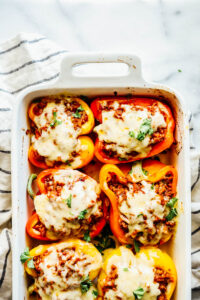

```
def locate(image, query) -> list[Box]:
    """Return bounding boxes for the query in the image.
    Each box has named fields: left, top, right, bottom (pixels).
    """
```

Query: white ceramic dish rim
left=11, top=53, right=191, bottom=300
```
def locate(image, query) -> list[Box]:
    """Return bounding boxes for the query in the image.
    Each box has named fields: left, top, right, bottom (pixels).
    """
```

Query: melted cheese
left=34, top=170, right=102, bottom=237
left=33, top=243, right=98, bottom=300
left=32, top=101, right=82, bottom=163
left=119, top=180, right=170, bottom=244
left=94, top=102, right=166, bottom=158
left=104, top=247, right=160, bottom=300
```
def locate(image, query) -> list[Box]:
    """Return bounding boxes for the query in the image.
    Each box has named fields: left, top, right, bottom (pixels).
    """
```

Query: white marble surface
left=1, top=0, right=200, bottom=297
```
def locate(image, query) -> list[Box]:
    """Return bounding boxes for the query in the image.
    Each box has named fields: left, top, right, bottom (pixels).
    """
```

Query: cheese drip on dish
left=32, top=99, right=86, bottom=165
left=32, top=243, right=99, bottom=300
left=93, top=101, right=166, bottom=159
left=102, top=246, right=161, bottom=300
left=34, top=170, right=102, bottom=238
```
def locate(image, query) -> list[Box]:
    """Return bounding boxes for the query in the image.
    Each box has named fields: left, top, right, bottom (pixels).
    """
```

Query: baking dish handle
left=56, top=53, right=146, bottom=87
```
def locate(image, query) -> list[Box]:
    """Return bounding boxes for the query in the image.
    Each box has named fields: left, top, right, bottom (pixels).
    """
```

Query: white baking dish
left=11, top=53, right=191, bottom=300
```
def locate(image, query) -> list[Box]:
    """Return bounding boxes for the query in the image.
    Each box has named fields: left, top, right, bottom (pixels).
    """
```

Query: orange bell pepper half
left=28, top=97, right=95, bottom=169
left=99, top=159, right=178, bottom=245
left=26, top=169, right=108, bottom=241
left=91, top=97, right=175, bottom=164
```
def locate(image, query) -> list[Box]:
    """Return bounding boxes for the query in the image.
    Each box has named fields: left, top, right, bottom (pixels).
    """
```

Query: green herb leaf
left=126, top=244, right=132, bottom=249
left=142, top=168, right=148, bottom=176
left=133, top=287, right=145, bottom=299
left=133, top=240, right=140, bottom=253
left=20, top=247, right=32, bottom=264
left=27, top=174, right=37, bottom=199
left=50, top=111, right=62, bottom=127
left=72, top=105, right=84, bottom=118
left=77, top=105, right=84, bottom=112
left=65, top=160, right=72, bottom=166
left=84, top=230, right=91, bottom=242
left=129, top=131, right=135, bottom=138
left=137, top=214, right=143, bottom=218
left=123, top=267, right=129, bottom=272
left=137, top=118, right=153, bottom=141
left=27, top=258, right=35, bottom=269
left=167, top=197, right=178, bottom=208
left=93, top=224, right=116, bottom=254
left=118, top=157, right=128, bottom=161
left=80, top=275, right=92, bottom=294
left=178, top=69, right=182, bottom=72
left=92, top=290, right=98, bottom=298
left=166, top=208, right=178, bottom=221
left=151, top=183, right=155, bottom=190
left=65, top=194, right=72, bottom=208
left=78, top=209, right=88, bottom=220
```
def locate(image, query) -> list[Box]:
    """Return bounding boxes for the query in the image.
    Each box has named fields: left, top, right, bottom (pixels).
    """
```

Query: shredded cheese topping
left=32, top=243, right=99, bottom=300
left=119, top=180, right=171, bottom=245
left=103, top=247, right=160, bottom=300
left=94, top=101, right=166, bottom=159
left=34, top=170, right=102, bottom=237
left=32, top=100, right=84, bottom=164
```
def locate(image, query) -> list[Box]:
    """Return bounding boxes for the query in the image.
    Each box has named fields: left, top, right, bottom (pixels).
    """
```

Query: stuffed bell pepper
left=20, top=239, right=102, bottom=299
left=91, top=97, right=175, bottom=164
left=26, top=169, right=107, bottom=241
left=99, top=159, right=178, bottom=245
left=98, top=246, right=177, bottom=300
left=28, top=95, right=94, bottom=169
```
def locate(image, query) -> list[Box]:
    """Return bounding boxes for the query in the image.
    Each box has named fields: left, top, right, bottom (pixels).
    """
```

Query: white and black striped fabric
left=0, top=33, right=199, bottom=299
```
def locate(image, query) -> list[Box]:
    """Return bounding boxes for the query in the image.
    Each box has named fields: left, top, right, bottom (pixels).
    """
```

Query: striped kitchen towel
left=0, top=33, right=199, bottom=299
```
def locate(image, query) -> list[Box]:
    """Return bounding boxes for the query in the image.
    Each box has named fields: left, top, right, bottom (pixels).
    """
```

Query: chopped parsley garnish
left=93, top=224, right=116, bottom=254
left=133, top=287, right=145, bottom=299
left=133, top=240, right=140, bottom=253
left=20, top=247, right=35, bottom=268
left=118, top=157, right=128, bottom=161
left=128, top=168, right=133, bottom=175
left=137, top=213, right=143, bottom=218
left=50, top=111, right=62, bottom=127
left=123, top=267, right=129, bottom=272
left=65, top=194, right=72, bottom=208
left=142, top=168, right=148, bottom=176
left=126, top=244, right=132, bottom=249
left=137, top=118, right=153, bottom=141
left=151, top=183, right=155, bottom=190
left=129, top=131, right=135, bottom=138
left=166, top=208, right=178, bottom=221
left=83, top=230, right=91, bottom=242
left=78, top=209, right=88, bottom=220
left=65, top=160, right=72, bottom=166
left=80, top=275, right=92, bottom=293
left=167, top=197, right=178, bottom=208
left=178, top=69, right=182, bottom=72
left=92, top=290, right=98, bottom=298
left=72, top=105, right=84, bottom=118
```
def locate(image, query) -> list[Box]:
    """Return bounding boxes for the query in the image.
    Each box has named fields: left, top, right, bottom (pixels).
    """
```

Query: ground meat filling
left=102, top=265, right=118, bottom=296
left=30, top=96, right=89, bottom=165
left=108, top=172, right=176, bottom=245
left=32, top=246, right=94, bottom=299
left=34, top=172, right=103, bottom=238
left=154, top=267, right=174, bottom=300
left=94, top=101, right=167, bottom=160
